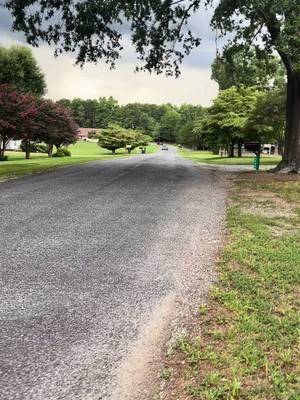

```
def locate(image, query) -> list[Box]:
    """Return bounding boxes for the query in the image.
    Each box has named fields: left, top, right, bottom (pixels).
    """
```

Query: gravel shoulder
left=0, top=148, right=228, bottom=400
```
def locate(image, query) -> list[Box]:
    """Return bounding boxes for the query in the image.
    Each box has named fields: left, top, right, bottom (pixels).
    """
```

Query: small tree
left=0, top=85, right=38, bottom=160
left=35, top=100, right=78, bottom=157
left=97, top=124, right=130, bottom=154
left=126, top=131, right=152, bottom=153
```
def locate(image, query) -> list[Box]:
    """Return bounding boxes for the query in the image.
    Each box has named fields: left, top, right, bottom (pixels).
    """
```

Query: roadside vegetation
left=159, top=173, right=300, bottom=399
left=179, top=149, right=281, bottom=167
left=0, top=141, right=159, bottom=180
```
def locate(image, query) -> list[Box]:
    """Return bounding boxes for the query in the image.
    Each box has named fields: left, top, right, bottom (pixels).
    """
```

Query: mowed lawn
left=160, top=174, right=300, bottom=399
left=179, top=148, right=282, bottom=166
left=0, top=141, right=159, bottom=179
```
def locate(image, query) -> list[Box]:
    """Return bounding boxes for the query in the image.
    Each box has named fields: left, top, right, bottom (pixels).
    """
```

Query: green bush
left=0, top=155, right=8, bottom=161
left=52, top=149, right=65, bottom=157
left=36, top=144, right=48, bottom=153
left=60, top=147, right=71, bottom=156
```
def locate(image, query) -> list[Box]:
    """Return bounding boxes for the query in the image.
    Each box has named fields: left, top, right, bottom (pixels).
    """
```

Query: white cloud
left=0, top=5, right=219, bottom=107
left=34, top=47, right=217, bottom=106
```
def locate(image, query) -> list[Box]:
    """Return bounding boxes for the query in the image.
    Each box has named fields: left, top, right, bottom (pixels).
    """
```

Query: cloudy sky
left=0, top=4, right=219, bottom=106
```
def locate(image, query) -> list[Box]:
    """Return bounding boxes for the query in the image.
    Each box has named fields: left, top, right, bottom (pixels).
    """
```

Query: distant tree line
left=57, top=83, right=285, bottom=157
left=57, top=98, right=206, bottom=148
left=0, top=44, right=287, bottom=161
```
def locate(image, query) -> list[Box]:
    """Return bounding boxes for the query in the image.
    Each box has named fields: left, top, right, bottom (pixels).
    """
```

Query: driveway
left=0, top=148, right=227, bottom=400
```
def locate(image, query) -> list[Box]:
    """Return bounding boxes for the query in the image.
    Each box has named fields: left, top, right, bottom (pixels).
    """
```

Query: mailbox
left=244, top=142, right=262, bottom=171
left=244, top=142, right=262, bottom=155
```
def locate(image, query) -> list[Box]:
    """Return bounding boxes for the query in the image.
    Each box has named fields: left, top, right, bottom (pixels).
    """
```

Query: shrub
left=59, top=147, right=71, bottom=156
left=36, top=144, right=48, bottom=153
left=0, top=155, right=8, bottom=161
left=52, top=149, right=65, bottom=157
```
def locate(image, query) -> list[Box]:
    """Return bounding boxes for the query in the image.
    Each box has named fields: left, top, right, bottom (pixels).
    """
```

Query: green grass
left=0, top=141, right=159, bottom=179
left=179, top=148, right=282, bottom=166
left=160, top=174, right=300, bottom=400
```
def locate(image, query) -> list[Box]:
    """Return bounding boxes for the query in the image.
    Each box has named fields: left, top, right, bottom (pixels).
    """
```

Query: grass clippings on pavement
left=158, top=173, right=300, bottom=400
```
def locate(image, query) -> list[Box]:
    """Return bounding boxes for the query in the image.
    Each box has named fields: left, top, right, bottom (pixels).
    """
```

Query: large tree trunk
left=228, top=142, right=235, bottom=158
left=48, top=144, right=53, bottom=157
left=237, top=141, right=243, bottom=158
left=275, top=71, right=300, bottom=172
left=0, top=135, right=8, bottom=159
left=25, top=139, right=30, bottom=159
left=278, top=133, right=284, bottom=156
left=0, top=137, right=5, bottom=159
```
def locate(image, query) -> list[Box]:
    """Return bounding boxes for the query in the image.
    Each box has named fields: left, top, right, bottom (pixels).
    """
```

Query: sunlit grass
left=179, top=148, right=282, bottom=166
left=0, top=141, right=159, bottom=179
left=161, top=174, right=300, bottom=400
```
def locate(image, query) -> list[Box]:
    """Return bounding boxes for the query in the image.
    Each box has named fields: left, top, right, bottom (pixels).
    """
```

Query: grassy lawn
left=0, top=141, right=159, bottom=179
left=160, top=174, right=300, bottom=400
left=179, top=148, right=282, bottom=166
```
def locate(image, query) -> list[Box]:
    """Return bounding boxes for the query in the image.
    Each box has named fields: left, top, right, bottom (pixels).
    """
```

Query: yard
left=179, top=148, right=282, bottom=166
left=0, top=141, right=159, bottom=180
left=159, top=173, right=300, bottom=400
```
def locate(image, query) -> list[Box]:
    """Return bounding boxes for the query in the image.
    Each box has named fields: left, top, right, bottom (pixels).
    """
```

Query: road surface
left=0, top=148, right=226, bottom=399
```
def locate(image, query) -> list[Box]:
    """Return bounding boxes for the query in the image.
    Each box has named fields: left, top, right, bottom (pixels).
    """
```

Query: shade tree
left=198, top=86, right=264, bottom=157
left=97, top=124, right=152, bottom=154
left=0, top=85, right=78, bottom=160
left=211, top=48, right=286, bottom=91
left=245, top=88, right=286, bottom=155
left=0, top=45, right=46, bottom=96
left=35, top=100, right=79, bottom=157
left=0, top=85, right=38, bottom=160
left=97, top=124, right=132, bottom=154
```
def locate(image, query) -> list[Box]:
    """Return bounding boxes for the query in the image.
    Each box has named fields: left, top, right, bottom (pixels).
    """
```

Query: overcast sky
left=0, top=5, right=219, bottom=106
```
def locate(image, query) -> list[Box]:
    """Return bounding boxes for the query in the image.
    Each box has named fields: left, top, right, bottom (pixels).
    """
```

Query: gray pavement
left=0, top=148, right=226, bottom=400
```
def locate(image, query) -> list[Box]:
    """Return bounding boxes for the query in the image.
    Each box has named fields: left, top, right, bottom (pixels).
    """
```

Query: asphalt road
left=0, top=148, right=226, bottom=400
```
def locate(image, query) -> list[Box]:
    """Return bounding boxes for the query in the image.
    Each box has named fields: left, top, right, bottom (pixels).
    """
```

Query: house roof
left=77, top=128, right=98, bottom=138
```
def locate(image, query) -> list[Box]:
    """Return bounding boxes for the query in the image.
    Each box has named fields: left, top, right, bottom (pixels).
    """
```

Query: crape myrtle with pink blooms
left=0, top=85, right=78, bottom=160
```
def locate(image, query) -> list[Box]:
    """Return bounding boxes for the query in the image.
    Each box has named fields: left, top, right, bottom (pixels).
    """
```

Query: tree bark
left=275, top=71, right=300, bottom=172
left=48, top=144, right=53, bottom=157
left=228, top=142, right=235, bottom=158
left=237, top=141, right=243, bottom=158
left=0, top=137, right=5, bottom=159
left=0, top=135, right=8, bottom=159
left=277, top=134, right=284, bottom=156
left=25, top=139, right=30, bottom=159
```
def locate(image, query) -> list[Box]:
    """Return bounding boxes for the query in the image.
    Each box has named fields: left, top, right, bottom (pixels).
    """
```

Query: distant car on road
left=161, top=144, right=169, bottom=150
